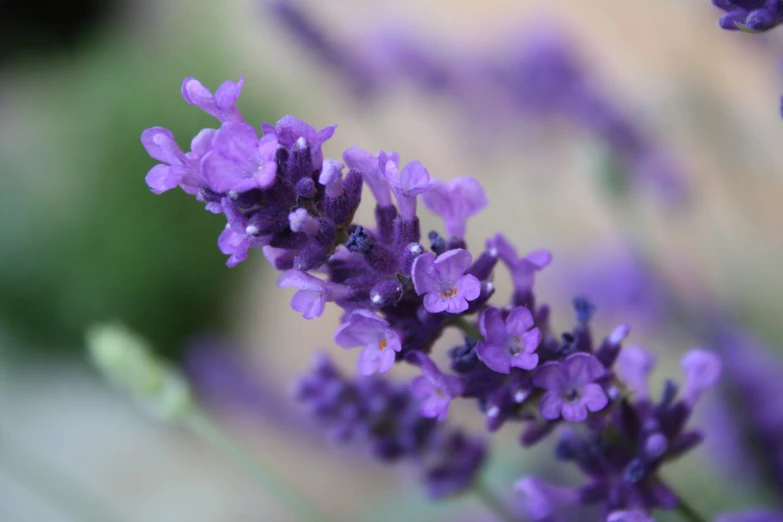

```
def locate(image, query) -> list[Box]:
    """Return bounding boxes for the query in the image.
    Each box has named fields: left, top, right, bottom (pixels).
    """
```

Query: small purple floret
left=533, top=353, right=608, bottom=422
left=334, top=310, right=402, bottom=375
left=411, top=249, right=481, bottom=314
left=181, top=76, right=245, bottom=123
left=421, top=176, right=487, bottom=240
left=201, top=122, right=278, bottom=193
left=408, top=352, right=465, bottom=421
left=475, top=306, right=541, bottom=373
left=277, top=269, right=350, bottom=319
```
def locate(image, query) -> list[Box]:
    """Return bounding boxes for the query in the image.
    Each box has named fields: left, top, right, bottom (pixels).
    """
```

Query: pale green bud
left=86, top=323, right=192, bottom=420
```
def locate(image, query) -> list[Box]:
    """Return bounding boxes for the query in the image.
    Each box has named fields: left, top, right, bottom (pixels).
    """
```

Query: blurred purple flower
left=422, top=177, right=488, bottom=240
left=181, top=76, right=245, bottom=123
left=533, top=353, right=607, bottom=422
left=334, top=310, right=402, bottom=375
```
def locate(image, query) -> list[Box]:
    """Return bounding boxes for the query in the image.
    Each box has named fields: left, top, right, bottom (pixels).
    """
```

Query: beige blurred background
left=1, top=0, right=782, bottom=520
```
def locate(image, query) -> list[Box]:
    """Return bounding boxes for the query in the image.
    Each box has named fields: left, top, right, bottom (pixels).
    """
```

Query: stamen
left=379, top=339, right=388, bottom=351
left=439, top=287, right=458, bottom=298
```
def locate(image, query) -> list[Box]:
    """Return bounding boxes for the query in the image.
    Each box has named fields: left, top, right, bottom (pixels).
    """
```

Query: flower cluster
left=294, top=352, right=485, bottom=499
left=713, top=0, right=783, bottom=32
left=142, top=77, right=730, bottom=520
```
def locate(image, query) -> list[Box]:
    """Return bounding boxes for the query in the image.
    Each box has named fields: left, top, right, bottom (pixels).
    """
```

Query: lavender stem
left=451, top=317, right=484, bottom=342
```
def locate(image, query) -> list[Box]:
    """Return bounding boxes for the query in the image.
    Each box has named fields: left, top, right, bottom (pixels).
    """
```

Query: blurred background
left=2, top=0, right=783, bottom=520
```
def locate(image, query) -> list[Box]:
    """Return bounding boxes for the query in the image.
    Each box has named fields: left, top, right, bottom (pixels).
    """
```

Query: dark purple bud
left=370, top=279, right=403, bottom=308
left=346, top=225, right=372, bottom=254
left=467, top=249, right=499, bottom=280
left=428, top=230, right=446, bottom=256
left=229, top=188, right=264, bottom=208
left=366, top=245, right=398, bottom=274
left=573, top=296, right=596, bottom=323
left=658, top=401, right=690, bottom=440
left=396, top=217, right=421, bottom=246
left=521, top=422, right=557, bottom=447
left=324, top=170, right=362, bottom=226
left=296, top=177, right=317, bottom=198
left=660, top=380, right=678, bottom=407
left=644, top=432, right=668, bottom=460
left=667, top=431, right=703, bottom=458
left=375, top=204, right=398, bottom=245
left=398, top=242, right=424, bottom=277
left=286, top=137, right=313, bottom=187
left=556, top=333, right=577, bottom=360
left=595, top=324, right=630, bottom=368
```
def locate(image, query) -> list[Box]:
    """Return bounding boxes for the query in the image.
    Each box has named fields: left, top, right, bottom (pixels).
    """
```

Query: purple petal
left=420, top=180, right=450, bottom=216
left=277, top=269, right=327, bottom=292
left=476, top=342, right=512, bottom=373
left=217, top=227, right=251, bottom=267
left=455, top=274, right=481, bottom=303
left=423, top=293, right=449, bottom=314
left=411, top=252, right=440, bottom=295
left=510, top=352, right=539, bottom=371
left=616, top=345, right=655, bottom=399
left=343, top=146, right=391, bottom=206
left=681, top=348, right=722, bottom=407
left=212, top=122, right=260, bottom=165
left=334, top=310, right=387, bottom=348
left=275, top=115, right=317, bottom=148
left=214, top=77, right=244, bottom=111
left=141, top=127, right=185, bottom=165
left=444, top=293, right=470, bottom=314
left=515, top=477, right=579, bottom=520
left=202, top=151, right=255, bottom=194
left=539, top=391, right=564, bottom=420
left=561, top=401, right=588, bottom=422
left=522, top=328, right=542, bottom=354
left=434, top=248, right=473, bottom=282
left=533, top=361, right=567, bottom=391
left=580, top=383, right=608, bottom=412
left=397, top=160, right=431, bottom=196
left=291, top=290, right=326, bottom=319
left=479, top=307, right=506, bottom=343
left=486, top=233, right=518, bottom=265
left=562, top=353, right=604, bottom=386
left=145, top=164, right=183, bottom=194
left=356, top=343, right=396, bottom=375
left=505, top=306, right=535, bottom=336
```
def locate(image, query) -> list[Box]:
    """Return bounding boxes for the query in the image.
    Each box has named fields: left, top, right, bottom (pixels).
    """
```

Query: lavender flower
left=407, top=352, right=465, bottom=421
left=141, top=127, right=214, bottom=195
left=714, top=0, right=783, bottom=32
left=262, top=115, right=335, bottom=169
left=421, top=177, right=488, bottom=240
left=202, top=122, right=278, bottom=193
left=277, top=269, right=350, bottom=319
left=486, top=234, right=551, bottom=298
left=181, top=76, right=245, bottom=123
left=294, top=353, right=485, bottom=498
left=475, top=306, right=542, bottom=373
left=383, top=159, right=432, bottom=221
left=412, top=249, right=481, bottom=313
left=607, top=510, right=655, bottom=522
left=334, top=310, right=402, bottom=375
left=533, top=353, right=608, bottom=422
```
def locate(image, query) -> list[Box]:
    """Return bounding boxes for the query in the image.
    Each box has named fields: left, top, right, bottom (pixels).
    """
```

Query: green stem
left=452, top=317, right=484, bottom=342
left=473, top=480, right=519, bottom=522
left=0, top=430, right=123, bottom=522
left=185, top=407, right=329, bottom=522
left=675, top=495, right=709, bottom=522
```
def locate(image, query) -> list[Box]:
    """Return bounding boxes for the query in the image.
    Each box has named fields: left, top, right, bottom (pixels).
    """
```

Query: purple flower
left=343, top=146, right=394, bottom=206
left=408, top=352, right=465, bottom=421
left=714, top=0, right=783, bottom=33
left=533, top=353, right=608, bottom=422
left=607, top=509, right=655, bottom=522
left=475, top=306, right=541, bottom=373
left=181, top=76, right=245, bottom=123
left=421, top=176, right=488, bottom=240
left=715, top=511, right=783, bottom=522
left=141, top=127, right=215, bottom=195
left=201, top=122, right=278, bottom=193
left=334, top=310, right=402, bottom=375
left=515, top=477, right=579, bottom=521
left=218, top=199, right=267, bottom=267
left=383, top=159, right=432, bottom=220
left=616, top=345, right=655, bottom=400
left=262, top=115, right=335, bottom=169
left=411, top=249, right=481, bottom=314
left=486, top=234, right=551, bottom=294
left=277, top=270, right=350, bottom=319
left=681, top=348, right=722, bottom=408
